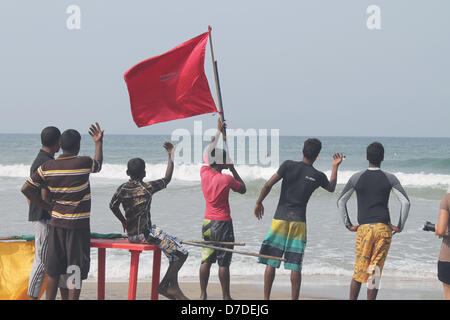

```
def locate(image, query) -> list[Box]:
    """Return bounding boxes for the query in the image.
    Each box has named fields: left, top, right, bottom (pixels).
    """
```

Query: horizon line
left=1, top=132, right=450, bottom=139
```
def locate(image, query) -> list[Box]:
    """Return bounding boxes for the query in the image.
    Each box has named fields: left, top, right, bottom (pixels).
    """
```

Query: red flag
left=124, top=31, right=217, bottom=127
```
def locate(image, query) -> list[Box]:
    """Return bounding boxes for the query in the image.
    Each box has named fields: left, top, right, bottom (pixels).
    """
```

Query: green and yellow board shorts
left=201, top=219, right=235, bottom=267
left=353, top=223, right=392, bottom=283
left=258, top=219, right=307, bottom=272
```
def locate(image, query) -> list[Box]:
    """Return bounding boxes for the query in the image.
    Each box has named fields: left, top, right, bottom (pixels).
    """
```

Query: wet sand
left=78, top=275, right=444, bottom=300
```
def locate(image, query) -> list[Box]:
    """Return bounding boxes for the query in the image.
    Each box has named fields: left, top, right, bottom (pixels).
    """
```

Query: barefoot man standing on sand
left=337, top=142, right=410, bottom=300
left=26, top=126, right=63, bottom=300
left=199, top=118, right=246, bottom=300
left=109, top=142, right=189, bottom=300
left=255, top=138, right=343, bottom=300
left=22, top=123, right=104, bottom=300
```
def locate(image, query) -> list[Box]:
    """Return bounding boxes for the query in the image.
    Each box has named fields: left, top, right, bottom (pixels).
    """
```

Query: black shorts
left=438, top=260, right=450, bottom=285
left=46, top=226, right=91, bottom=280
left=201, top=219, right=234, bottom=267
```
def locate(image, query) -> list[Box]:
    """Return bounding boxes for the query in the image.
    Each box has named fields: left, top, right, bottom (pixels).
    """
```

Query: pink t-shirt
left=200, top=165, right=242, bottom=221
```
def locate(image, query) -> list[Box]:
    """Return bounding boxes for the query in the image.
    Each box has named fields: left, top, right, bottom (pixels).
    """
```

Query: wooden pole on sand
left=183, top=240, right=245, bottom=246
left=182, top=240, right=286, bottom=262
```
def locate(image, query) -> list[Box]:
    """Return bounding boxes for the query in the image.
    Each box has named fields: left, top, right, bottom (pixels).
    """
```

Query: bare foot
left=157, top=285, right=175, bottom=300
left=167, top=286, right=190, bottom=300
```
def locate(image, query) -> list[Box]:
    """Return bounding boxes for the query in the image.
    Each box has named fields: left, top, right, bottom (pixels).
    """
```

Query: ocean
left=1, top=134, right=449, bottom=288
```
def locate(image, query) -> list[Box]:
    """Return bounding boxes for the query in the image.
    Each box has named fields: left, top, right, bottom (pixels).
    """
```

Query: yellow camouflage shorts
left=353, top=223, right=392, bottom=283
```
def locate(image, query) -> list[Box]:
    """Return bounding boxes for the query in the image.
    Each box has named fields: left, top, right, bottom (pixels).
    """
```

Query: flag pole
left=208, top=26, right=227, bottom=143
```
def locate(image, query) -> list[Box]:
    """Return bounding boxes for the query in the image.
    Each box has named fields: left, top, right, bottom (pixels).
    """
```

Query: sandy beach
left=78, top=275, right=445, bottom=300
left=79, top=279, right=327, bottom=300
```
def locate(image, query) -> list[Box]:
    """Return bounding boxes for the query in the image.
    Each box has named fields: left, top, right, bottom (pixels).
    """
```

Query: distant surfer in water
left=109, top=142, right=189, bottom=300
left=199, top=118, right=246, bottom=300
left=337, top=142, right=410, bottom=300
left=254, top=138, right=343, bottom=300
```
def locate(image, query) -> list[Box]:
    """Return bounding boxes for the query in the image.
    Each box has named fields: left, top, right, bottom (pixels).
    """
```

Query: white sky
left=1, top=1, right=449, bottom=137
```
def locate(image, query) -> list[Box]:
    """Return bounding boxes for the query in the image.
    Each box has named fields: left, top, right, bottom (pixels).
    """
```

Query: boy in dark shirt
left=254, top=138, right=343, bottom=300
left=109, top=142, right=189, bottom=300
left=27, top=126, right=61, bottom=299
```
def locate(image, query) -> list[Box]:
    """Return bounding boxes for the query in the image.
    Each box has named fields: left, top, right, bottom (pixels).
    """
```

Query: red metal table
left=90, top=239, right=161, bottom=300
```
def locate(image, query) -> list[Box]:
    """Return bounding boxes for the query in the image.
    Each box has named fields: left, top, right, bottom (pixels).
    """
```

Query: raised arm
left=88, top=122, right=104, bottom=172
left=205, top=118, right=225, bottom=161
left=323, top=153, right=344, bottom=192
left=162, top=141, right=175, bottom=184
left=254, top=173, right=282, bottom=220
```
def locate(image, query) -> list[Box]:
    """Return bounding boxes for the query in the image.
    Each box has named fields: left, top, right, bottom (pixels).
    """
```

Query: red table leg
left=128, top=250, right=141, bottom=300
left=98, top=248, right=106, bottom=300
left=151, top=248, right=162, bottom=300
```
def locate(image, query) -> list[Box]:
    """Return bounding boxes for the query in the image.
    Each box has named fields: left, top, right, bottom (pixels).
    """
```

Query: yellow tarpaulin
left=0, top=241, right=46, bottom=300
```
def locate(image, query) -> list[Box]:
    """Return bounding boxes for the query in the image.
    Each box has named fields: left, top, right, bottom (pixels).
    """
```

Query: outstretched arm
left=254, top=173, right=282, bottom=220
left=323, top=153, right=344, bottom=192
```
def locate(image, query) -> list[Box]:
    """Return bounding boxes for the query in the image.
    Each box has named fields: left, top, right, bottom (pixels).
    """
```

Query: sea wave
left=85, top=251, right=437, bottom=282
left=2, top=163, right=450, bottom=188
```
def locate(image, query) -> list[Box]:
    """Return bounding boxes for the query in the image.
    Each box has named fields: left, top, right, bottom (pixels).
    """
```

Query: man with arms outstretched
left=255, top=138, right=343, bottom=300
left=337, top=142, right=410, bottom=300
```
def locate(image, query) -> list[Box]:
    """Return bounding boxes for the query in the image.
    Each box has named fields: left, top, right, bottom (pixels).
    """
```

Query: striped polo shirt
left=26, top=154, right=101, bottom=229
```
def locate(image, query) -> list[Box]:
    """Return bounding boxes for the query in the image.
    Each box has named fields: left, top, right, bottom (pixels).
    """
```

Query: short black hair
left=127, top=158, right=146, bottom=179
left=367, top=142, right=384, bottom=166
left=303, top=138, right=322, bottom=161
left=41, top=126, right=61, bottom=147
left=60, top=129, right=81, bottom=152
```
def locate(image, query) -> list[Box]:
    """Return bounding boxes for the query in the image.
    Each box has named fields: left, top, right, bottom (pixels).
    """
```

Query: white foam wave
left=85, top=251, right=437, bottom=282
left=0, top=163, right=277, bottom=182
left=1, top=163, right=450, bottom=188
